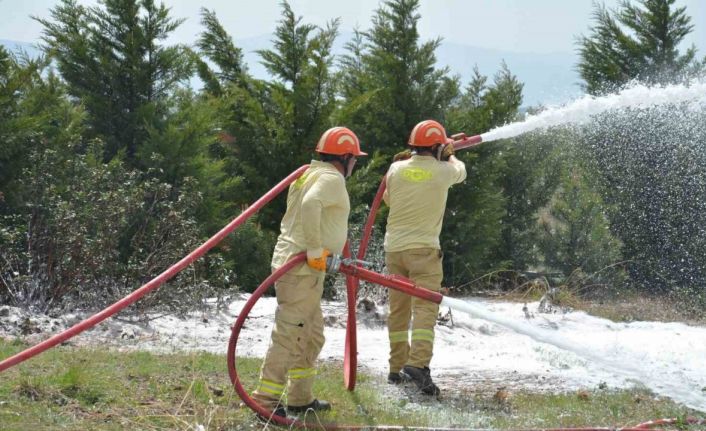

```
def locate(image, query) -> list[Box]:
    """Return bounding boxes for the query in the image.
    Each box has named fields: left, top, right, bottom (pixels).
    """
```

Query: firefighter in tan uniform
left=383, top=119, right=466, bottom=396
left=252, top=127, right=366, bottom=419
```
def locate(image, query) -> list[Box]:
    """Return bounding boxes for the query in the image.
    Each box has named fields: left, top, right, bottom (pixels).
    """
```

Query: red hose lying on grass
left=1, top=160, right=702, bottom=430
left=226, top=252, right=704, bottom=430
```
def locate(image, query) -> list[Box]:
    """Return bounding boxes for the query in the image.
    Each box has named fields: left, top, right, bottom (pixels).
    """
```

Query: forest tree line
left=1, top=0, right=704, bottom=314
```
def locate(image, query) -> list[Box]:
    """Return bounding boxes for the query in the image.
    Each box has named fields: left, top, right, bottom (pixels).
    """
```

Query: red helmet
left=315, top=127, right=367, bottom=156
left=408, top=120, right=453, bottom=147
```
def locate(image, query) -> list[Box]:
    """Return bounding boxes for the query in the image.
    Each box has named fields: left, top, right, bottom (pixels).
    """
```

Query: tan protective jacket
left=271, top=160, right=350, bottom=275
left=383, top=155, right=466, bottom=252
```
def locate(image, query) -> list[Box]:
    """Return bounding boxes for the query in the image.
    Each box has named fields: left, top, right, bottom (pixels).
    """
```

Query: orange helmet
left=315, top=127, right=367, bottom=156
left=408, top=120, right=453, bottom=147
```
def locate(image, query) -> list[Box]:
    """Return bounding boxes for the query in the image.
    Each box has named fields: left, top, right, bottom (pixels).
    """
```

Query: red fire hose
left=226, top=252, right=702, bottom=430
left=2, top=142, right=702, bottom=429
left=227, top=254, right=307, bottom=427
left=342, top=243, right=359, bottom=390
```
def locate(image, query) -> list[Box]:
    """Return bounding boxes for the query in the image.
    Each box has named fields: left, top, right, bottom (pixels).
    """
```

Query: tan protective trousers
left=385, top=248, right=442, bottom=372
left=252, top=264, right=325, bottom=408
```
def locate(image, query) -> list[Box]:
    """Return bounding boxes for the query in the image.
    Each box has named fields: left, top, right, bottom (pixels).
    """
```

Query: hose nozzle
left=326, top=255, right=374, bottom=274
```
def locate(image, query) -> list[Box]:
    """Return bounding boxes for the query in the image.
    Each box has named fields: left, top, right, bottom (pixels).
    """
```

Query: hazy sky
left=1, top=0, right=704, bottom=54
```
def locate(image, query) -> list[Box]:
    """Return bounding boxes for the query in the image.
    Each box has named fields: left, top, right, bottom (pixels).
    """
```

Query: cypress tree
left=36, top=0, right=192, bottom=163
left=577, top=0, right=700, bottom=94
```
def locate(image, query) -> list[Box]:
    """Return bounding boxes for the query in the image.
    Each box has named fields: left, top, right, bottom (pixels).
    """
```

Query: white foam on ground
left=440, top=296, right=706, bottom=412
left=5, top=295, right=703, bottom=412
left=90, top=294, right=706, bottom=413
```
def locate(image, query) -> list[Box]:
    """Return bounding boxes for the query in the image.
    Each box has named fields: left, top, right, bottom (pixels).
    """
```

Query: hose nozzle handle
left=343, top=257, right=374, bottom=268
left=326, top=255, right=374, bottom=274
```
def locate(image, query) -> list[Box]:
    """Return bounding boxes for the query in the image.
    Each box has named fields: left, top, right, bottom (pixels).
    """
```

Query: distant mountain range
left=230, top=32, right=585, bottom=107
left=2, top=34, right=584, bottom=107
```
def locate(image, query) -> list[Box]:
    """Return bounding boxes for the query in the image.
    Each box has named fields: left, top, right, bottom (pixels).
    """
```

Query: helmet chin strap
left=343, top=155, right=356, bottom=178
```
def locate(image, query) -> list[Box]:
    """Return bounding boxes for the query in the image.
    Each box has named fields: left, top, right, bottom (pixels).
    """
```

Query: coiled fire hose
left=226, top=252, right=705, bottom=430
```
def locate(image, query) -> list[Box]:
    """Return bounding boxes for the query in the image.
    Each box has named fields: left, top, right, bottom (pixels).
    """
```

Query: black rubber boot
left=388, top=371, right=403, bottom=384
left=287, top=398, right=331, bottom=413
left=256, top=405, right=287, bottom=422
left=401, top=365, right=441, bottom=396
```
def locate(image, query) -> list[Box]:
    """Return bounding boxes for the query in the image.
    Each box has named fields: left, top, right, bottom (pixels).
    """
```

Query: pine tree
left=198, top=2, right=341, bottom=224
left=442, top=64, right=526, bottom=286
left=35, top=0, right=192, bottom=163
left=257, top=1, right=340, bottom=174
left=37, top=0, right=229, bottom=234
left=337, top=0, right=459, bottom=157
left=447, top=63, right=522, bottom=135
left=577, top=0, right=701, bottom=94
left=0, top=47, right=42, bottom=207
left=538, top=165, right=622, bottom=285
left=0, top=47, right=83, bottom=211
left=195, top=7, right=247, bottom=96
left=194, top=3, right=341, bottom=289
left=336, top=0, right=460, bottom=234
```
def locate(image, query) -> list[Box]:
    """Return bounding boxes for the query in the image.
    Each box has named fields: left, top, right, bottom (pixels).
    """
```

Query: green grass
left=0, top=338, right=702, bottom=430
left=485, top=389, right=700, bottom=429
left=0, top=339, right=430, bottom=430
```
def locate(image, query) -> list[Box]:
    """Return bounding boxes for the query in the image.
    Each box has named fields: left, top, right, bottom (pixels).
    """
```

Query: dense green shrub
left=0, top=140, right=232, bottom=313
